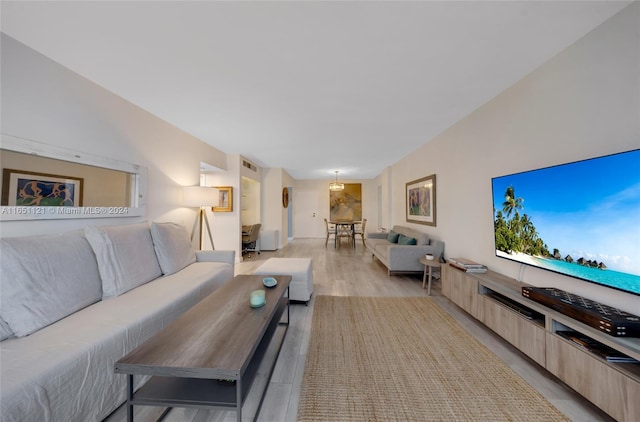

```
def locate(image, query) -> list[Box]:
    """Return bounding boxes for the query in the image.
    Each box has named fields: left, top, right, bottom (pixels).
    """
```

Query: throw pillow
left=398, top=234, right=417, bottom=245
left=386, top=230, right=400, bottom=243
left=0, top=230, right=103, bottom=337
left=85, top=222, right=162, bottom=299
left=415, top=232, right=430, bottom=246
left=150, top=222, right=196, bottom=275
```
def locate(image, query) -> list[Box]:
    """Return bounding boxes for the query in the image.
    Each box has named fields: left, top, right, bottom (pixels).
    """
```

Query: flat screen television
left=491, top=149, right=640, bottom=296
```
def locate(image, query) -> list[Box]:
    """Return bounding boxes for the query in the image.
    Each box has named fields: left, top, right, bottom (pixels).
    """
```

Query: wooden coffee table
left=115, top=274, right=291, bottom=422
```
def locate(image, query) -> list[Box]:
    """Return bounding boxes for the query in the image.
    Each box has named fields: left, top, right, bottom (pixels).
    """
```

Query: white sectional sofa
left=366, top=225, right=445, bottom=275
left=0, top=221, right=235, bottom=422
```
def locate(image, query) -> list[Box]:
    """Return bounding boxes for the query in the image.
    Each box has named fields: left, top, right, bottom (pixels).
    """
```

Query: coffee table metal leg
left=127, top=374, right=134, bottom=422
left=285, top=287, right=290, bottom=325
left=236, top=378, right=243, bottom=422
left=157, top=408, right=171, bottom=421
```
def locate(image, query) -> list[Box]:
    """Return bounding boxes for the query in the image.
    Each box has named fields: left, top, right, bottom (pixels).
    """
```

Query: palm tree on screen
left=502, top=186, right=524, bottom=219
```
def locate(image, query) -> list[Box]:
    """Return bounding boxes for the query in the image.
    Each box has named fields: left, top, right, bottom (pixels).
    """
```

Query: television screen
left=491, top=149, right=640, bottom=296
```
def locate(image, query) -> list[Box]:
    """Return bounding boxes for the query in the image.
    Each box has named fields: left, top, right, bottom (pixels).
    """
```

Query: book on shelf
left=463, top=267, right=488, bottom=273
left=449, top=263, right=487, bottom=273
left=449, top=258, right=484, bottom=268
left=449, top=258, right=488, bottom=273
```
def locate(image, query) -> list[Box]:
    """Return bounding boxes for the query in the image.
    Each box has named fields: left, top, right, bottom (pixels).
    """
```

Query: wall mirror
left=0, top=134, right=147, bottom=220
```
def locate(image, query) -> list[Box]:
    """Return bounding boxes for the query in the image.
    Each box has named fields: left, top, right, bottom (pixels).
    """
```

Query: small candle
left=250, top=290, right=266, bottom=307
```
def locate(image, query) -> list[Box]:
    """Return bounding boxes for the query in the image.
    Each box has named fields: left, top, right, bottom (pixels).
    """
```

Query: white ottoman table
left=254, top=258, right=313, bottom=305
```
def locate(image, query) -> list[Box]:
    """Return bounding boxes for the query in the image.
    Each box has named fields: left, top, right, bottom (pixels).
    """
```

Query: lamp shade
left=182, top=186, right=220, bottom=208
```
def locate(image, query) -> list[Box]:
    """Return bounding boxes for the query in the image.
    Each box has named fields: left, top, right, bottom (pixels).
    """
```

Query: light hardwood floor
left=107, top=239, right=614, bottom=422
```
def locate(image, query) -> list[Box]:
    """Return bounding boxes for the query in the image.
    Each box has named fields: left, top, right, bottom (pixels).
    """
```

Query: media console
left=441, top=264, right=640, bottom=421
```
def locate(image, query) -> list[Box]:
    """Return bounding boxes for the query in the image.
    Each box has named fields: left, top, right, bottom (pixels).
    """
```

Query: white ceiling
left=1, top=1, right=631, bottom=180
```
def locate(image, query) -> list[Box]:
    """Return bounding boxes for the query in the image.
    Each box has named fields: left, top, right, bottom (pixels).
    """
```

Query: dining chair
left=324, top=218, right=336, bottom=247
left=354, top=218, right=367, bottom=246
left=336, top=222, right=354, bottom=248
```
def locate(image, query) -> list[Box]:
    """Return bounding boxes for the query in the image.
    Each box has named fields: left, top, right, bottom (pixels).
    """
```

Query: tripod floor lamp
left=182, top=186, right=219, bottom=250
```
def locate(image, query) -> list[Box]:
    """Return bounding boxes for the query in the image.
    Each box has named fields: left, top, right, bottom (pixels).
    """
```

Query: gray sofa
left=366, top=225, right=444, bottom=275
left=0, top=221, right=235, bottom=422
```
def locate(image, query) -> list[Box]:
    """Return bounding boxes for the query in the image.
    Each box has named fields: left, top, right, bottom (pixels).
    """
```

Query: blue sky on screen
left=492, top=150, right=640, bottom=276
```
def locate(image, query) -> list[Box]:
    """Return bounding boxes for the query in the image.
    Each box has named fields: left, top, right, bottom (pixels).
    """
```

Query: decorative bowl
left=262, top=277, right=278, bottom=288
left=425, top=254, right=434, bottom=261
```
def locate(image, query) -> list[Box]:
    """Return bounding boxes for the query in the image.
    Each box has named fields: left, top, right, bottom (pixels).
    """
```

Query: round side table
left=419, top=257, right=442, bottom=296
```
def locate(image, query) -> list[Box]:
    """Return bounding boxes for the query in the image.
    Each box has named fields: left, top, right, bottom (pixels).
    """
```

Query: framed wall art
left=212, top=186, right=233, bottom=212
left=406, top=174, right=436, bottom=226
left=330, top=183, right=362, bottom=221
left=1, top=168, right=83, bottom=207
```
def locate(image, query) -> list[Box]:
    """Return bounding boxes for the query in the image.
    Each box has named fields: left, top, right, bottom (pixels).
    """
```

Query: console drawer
left=546, top=332, right=640, bottom=421
left=478, top=295, right=546, bottom=366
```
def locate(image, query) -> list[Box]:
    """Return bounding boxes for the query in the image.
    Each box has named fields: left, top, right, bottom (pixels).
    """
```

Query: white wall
left=261, top=168, right=282, bottom=230
left=261, top=168, right=284, bottom=248
left=203, top=154, right=242, bottom=259
left=375, top=167, right=392, bottom=232
left=282, top=170, right=295, bottom=246
left=0, top=34, right=229, bottom=238
left=241, top=177, right=260, bottom=226
left=387, top=4, right=639, bottom=313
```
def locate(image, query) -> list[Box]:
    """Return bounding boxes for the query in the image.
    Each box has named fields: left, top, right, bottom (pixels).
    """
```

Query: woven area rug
left=297, top=296, right=568, bottom=421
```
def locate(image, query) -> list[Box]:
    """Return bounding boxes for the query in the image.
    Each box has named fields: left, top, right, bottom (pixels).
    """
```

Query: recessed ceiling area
left=0, top=1, right=631, bottom=180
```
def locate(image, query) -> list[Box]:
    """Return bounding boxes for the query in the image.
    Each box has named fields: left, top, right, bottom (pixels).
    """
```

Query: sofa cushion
left=398, top=234, right=417, bottom=245
left=415, top=233, right=430, bottom=246
left=85, top=222, right=162, bottom=299
left=386, top=230, right=400, bottom=243
left=392, top=225, right=430, bottom=246
left=150, top=222, right=196, bottom=275
left=0, top=230, right=102, bottom=337
left=374, top=242, right=391, bottom=261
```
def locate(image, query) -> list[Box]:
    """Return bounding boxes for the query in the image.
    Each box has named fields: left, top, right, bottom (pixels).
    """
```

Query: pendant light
left=329, top=170, right=344, bottom=191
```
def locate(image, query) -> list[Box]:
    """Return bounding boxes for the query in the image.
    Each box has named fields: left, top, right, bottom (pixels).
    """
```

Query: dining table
left=329, top=220, right=360, bottom=248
